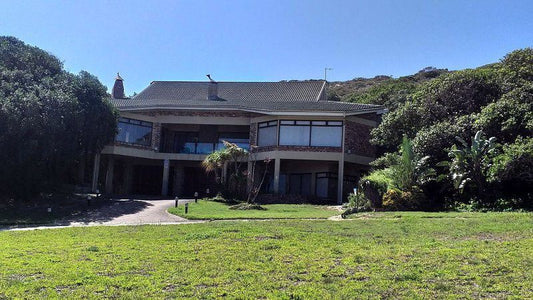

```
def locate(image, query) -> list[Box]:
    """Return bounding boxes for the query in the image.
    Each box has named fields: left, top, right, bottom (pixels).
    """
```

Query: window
left=310, top=121, right=342, bottom=147
left=279, top=121, right=310, bottom=146
left=257, top=121, right=277, bottom=146
left=116, top=118, right=152, bottom=146
left=217, top=132, right=250, bottom=150
left=278, top=120, right=343, bottom=147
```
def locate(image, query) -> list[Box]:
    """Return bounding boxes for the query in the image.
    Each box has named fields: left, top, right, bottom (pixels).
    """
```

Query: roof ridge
left=149, top=80, right=327, bottom=84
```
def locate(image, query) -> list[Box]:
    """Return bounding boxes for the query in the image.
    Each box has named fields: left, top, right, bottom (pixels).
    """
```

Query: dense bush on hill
left=336, top=48, right=533, bottom=211
left=0, top=36, right=117, bottom=201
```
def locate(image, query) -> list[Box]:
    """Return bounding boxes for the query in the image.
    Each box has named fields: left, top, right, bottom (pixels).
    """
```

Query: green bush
left=360, top=168, right=394, bottom=208
left=382, top=188, right=425, bottom=211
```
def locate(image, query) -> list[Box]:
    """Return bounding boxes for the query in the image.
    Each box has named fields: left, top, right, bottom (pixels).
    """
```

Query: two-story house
left=91, top=74, right=385, bottom=204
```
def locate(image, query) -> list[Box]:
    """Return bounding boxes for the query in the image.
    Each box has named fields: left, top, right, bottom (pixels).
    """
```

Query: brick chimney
left=112, top=73, right=126, bottom=99
left=206, top=74, right=218, bottom=100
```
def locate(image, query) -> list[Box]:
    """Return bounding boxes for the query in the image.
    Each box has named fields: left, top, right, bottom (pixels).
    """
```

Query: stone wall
left=151, top=122, right=161, bottom=150
left=249, top=123, right=257, bottom=147
left=344, top=120, right=375, bottom=157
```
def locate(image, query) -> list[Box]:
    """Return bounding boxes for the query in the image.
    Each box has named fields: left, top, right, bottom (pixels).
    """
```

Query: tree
left=202, top=142, right=271, bottom=205
left=202, top=141, right=248, bottom=199
left=446, top=131, right=497, bottom=198
left=390, top=136, right=435, bottom=191
left=0, top=36, right=117, bottom=200
left=488, top=137, right=533, bottom=207
left=74, top=71, right=118, bottom=183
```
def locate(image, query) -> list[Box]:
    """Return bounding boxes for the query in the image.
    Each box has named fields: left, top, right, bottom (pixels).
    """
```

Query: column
left=123, top=162, right=133, bottom=195
left=161, top=159, right=170, bottom=196
left=105, top=156, right=114, bottom=194
left=172, top=165, right=185, bottom=196
left=337, top=160, right=344, bottom=204
left=273, top=158, right=281, bottom=193
left=91, top=153, right=101, bottom=193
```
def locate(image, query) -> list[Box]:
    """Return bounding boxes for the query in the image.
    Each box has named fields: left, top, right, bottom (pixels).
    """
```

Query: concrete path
left=4, top=198, right=205, bottom=231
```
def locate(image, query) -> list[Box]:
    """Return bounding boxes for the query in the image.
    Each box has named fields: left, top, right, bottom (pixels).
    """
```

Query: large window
left=278, top=120, right=342, bottom=147
left=310, top=121, right=342, bottom=147
left=279, top=121, right=311, bottom=146
left=116, top=118, right=152, bottom=146
left=217, top=132, right=250, bottom=150
left=257, top=121, right=277, bottom=146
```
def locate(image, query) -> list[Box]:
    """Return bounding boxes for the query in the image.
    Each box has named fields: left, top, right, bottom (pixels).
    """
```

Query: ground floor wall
left=259, top=160, right=366, bottom=204
left=94, top=154, right=369, bottom=204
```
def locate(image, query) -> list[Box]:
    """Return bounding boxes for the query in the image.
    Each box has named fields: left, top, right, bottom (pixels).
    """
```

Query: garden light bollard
left=87, top=195, right=92, bottom=206
left=185, top=203, right=189, bottom=214
left=175, top=197, right=179, bottom=208
left=206, top=188, right=210, bottom=198
left=194, top=192, right=198, bottom=203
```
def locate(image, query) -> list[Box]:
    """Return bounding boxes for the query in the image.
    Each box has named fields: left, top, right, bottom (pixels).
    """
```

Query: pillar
left=337, top=160, right=344, bottom=204
left=105, top=156, right=114, bottom=194
left=123, top=162, right=133, bottom=195
left=161, top=159, right=170, bottom=196
left=91, top=153, right=101, bottom=193
left=273, top=158, right=280, bottom=193
left=172, top=165, right=185, bottom=196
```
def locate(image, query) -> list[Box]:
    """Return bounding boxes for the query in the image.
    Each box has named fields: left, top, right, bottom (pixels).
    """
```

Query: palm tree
left=202, top=141, right=248, bottom=198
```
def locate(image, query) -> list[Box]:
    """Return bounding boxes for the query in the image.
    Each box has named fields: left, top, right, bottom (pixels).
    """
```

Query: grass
left=0, top=212, right=531, bottom=298
left=168, top=200, right=340, bottom=219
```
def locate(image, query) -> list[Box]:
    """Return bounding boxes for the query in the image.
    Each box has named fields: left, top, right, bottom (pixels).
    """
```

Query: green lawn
left=168, top=200, right=340, bottom=219
left=0, top=212, right=532, bottom=298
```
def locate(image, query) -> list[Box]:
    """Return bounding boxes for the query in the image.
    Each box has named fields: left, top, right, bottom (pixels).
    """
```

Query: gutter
left=118, top=105, right=386, bottom=117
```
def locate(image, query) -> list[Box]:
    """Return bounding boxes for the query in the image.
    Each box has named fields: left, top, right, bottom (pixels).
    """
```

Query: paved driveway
left=5, top=198, right=204, bottom=231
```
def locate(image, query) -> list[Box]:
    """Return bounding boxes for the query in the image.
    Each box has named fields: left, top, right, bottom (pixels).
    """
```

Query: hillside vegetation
left=333, top=49, right=532, bottom=212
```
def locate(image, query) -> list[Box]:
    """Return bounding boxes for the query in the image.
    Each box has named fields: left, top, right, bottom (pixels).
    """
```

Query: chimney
left=206, top=74, right=218, bottom=100
left=112, top=73, right=126, bottom=99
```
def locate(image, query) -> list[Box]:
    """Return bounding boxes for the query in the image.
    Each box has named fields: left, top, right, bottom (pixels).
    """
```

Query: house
left=91, top=74, right=385, bottom=204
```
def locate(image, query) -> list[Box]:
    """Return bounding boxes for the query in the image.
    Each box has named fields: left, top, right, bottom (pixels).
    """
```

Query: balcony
left=163, top=141, right=250, bottom=154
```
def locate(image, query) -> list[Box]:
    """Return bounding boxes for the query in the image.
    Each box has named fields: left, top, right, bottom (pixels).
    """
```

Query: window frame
left=257, top=120, right=278, bottom=147
left=116, top=117, right=153, bottom=146
left=278, top=120, right=343, bottom=147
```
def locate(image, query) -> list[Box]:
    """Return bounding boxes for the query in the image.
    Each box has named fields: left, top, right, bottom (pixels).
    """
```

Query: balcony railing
left=163, top=142, right=250, bottom=154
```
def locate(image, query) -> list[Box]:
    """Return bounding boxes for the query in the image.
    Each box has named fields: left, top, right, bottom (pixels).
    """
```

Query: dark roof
left=111, top=80, right=384, bottom=114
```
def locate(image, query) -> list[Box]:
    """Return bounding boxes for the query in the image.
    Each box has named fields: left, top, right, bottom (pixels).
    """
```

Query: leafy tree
left=499, top=48, right=533, bottom=88
left=488, top=137, right=533, bottom=207
left=371, top=102, right=422, bottom=150
left=74, top=71, right=118, bottom=183
left=0, top=36, right=117, bottom=200
left=475, top=84, right=533, bottom=144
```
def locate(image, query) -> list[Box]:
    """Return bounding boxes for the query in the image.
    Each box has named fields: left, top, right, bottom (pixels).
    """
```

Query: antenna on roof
left=324, top=68, right=333, bottom=82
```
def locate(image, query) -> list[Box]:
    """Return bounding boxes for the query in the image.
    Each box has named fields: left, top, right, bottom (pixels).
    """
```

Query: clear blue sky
left=1, top=0, right=532, bottom=95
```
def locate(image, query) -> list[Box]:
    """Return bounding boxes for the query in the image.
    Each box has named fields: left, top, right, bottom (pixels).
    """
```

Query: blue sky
left=1, top=0, right=532, bottom=95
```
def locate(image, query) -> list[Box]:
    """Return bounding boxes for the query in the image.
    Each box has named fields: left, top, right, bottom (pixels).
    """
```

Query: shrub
left=349, top=192, right=371, bottom=211
left=360, top=168, right=394, bottom=208
left=382, top=188, right=425, bottom=211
